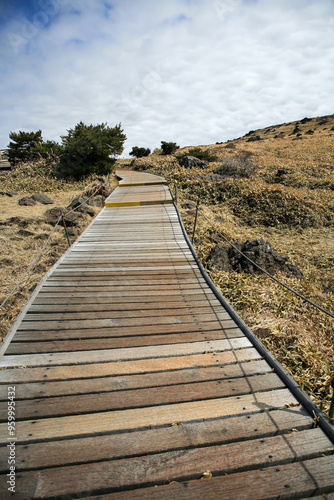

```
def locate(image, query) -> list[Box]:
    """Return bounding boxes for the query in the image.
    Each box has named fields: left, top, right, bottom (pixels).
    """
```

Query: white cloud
left=0, top=0, right=333, bottom=156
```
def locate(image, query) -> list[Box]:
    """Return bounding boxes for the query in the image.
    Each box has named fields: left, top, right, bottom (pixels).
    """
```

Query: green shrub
left=177, top=147, right=217, bottom=162
left=59, top=122, right=126, bottom=179
left=129, top=146, right=151, bottom=158
left=246, top=135, right=262, bottom=142
left=7, top=130, right=44, bottom=166
left=161, top=141, right=179, bottom=155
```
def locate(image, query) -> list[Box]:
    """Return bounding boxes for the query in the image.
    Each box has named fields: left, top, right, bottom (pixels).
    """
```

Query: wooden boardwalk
left=0, top=169, right=334, bottom=499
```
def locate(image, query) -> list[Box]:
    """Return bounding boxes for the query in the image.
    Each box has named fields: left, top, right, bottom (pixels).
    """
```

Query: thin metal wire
left=0, top=181, right=106, bottom=311
left=174, top=184, right=334, bottom=319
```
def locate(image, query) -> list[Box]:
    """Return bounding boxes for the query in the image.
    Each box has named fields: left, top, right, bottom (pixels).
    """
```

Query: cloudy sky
left=0, top=0, right=333, bottom=156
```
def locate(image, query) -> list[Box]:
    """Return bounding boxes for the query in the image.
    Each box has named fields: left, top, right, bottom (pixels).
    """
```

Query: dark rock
left=265, top=227, right=274, bottom=234
left=67, top=197, right=95, bottom=216
left=179, top=156, right=207, bottom=169
left=44, top=207, right=83, bottom=227
left=30, top=193, right=54, bottom=204
left=207, top=237, right=304, bottom=279
left=0, top=191, right=15, bottom=197
left=68, top=197, right=88, bottom=209
left=18, top=196, right=36, bottom=206
left=181, top=203, right=194, bottom=209
left=87, top=196, right=103, bottom=207
left=17, top=229, right=35, bottom=237
left=75, top=205, right=96, bottom=217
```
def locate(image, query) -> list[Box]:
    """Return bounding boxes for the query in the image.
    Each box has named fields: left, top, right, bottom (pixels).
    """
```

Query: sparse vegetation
left=177, top=147, right=217, bottom=162
left=160, top=141, right=179, bottom=155
left=215, top=153, right=257, bottom=178
left=129, top=146, right=151, bottom=158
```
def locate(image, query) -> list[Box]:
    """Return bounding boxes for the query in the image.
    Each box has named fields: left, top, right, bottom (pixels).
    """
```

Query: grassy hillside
left=126, top=114, right=334, bottom=416
left=0, top=162, right=118, bottom=343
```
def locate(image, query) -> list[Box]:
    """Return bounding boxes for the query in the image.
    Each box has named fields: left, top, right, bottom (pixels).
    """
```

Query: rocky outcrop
left=179, top=156, right=207, bottom=169
left=44, top=207, right=83, bottom=227
left=208, top=237, right=303, bottom=278
left=18, top=197, right=36, bottom=206
left=30, top=193, right=54, bottom=204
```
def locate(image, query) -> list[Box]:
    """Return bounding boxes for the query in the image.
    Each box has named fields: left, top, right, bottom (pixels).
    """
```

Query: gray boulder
left=68, top=197, right=88, bottom=209
left=30, top=193, right=54, bottom=204
left=18, top=196, right=36, bottom=206
left=179, top=156, right=207, bottom=169
left=44, top=207, right=83, bottom=227
left=208, top=237, right=303, bottom=278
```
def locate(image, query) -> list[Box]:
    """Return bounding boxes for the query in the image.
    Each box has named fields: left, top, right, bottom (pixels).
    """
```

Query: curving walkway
left=0, top=170, right=333, bottom=499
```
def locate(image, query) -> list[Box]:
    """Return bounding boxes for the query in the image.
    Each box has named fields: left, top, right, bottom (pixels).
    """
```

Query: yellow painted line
left=105, top=201, right=141, bottom=207
left=119, top=182, right=167, bottom=187
left=105, top=199, right=173, bottom=207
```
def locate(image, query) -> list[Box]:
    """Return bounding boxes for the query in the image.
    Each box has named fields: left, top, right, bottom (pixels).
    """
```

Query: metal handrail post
left=62, top=215, right=71, bottom=247
left=191, top=199, right=200, bottom=244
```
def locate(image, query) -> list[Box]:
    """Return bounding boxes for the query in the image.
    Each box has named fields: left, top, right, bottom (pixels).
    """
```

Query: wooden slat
left=0, top=388, right=299, bottom=443
left=0, top=337, right=252, bottom=367
left=5, top=330, right=241, bottom=354
left=0, top=408, right=313, bottom=471
left=11, top=322, right=241, bottom=341
left=0, top=373, right=284, bottom=421
left=80, top=455, right=334, bottom=500
left=0, top=348, right=262, bottom=383
left=1, top=429, right=332, bottom=499
left=0, top=359, right=272, bottom=400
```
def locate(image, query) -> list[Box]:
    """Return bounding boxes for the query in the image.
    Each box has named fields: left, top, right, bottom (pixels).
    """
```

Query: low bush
left=177, top=148, right=217, bottom=162
left=215, top=154, right=257, bottom=178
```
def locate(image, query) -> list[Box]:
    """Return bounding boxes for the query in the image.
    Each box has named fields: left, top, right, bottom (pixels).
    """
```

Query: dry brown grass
left=129, top=115, right=334, bottom=416
left=0, top=162, right=118, bottom=342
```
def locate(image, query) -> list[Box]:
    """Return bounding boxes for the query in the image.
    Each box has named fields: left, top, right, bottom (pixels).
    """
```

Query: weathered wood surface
left=0, top=169, right=333, bottom=499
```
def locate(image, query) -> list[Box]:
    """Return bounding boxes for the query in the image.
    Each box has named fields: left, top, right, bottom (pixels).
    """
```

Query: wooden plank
left=37, top=283, right=206, bottom=293
left=0, top=373, right=284, bottom=420
left=34, top=288, right=215, bottom=298
left=32, top=291, right=218, bottom=304
left=6, top=330, right=241, bottom=354
left=0, top=408, right=313, bottom=471
left=0, top=347, right=262, bottom=383
left=17, top=312, right=234, bottom=332
left=1, top=430, right=332, bottom=499
left=0, top=337, right=252, bottom=367
left=22, top=306, right=226, bottom=322
left=27, top=299, right=223, bottom=313
left=0, top=388, right=299, bottom=443
left=0, top=359, right=272, bottom=400
left=11, top=322, right=241, bottom=341
left=80, top=455, right=334, bottom=500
